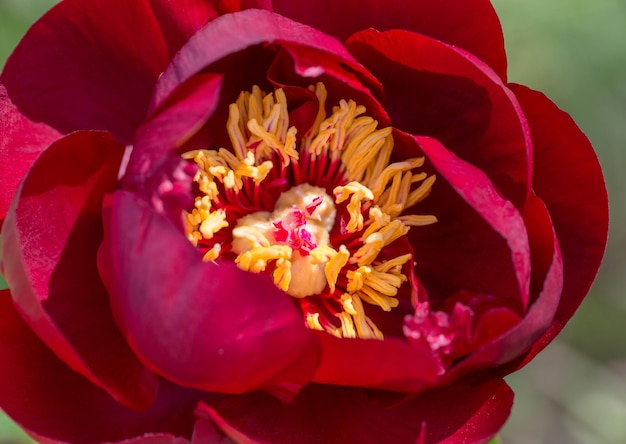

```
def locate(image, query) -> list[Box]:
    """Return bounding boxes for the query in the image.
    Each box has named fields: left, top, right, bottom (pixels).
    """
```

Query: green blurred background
left=0, top=1, right=624, bottom=443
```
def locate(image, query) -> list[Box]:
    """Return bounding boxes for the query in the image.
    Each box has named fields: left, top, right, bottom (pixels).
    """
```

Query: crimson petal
left=125, top=73, right=223, bottom=185
left=1, top=131, right=158, bottom=410
left=99, top=190, right=320, bottom=401
left=196, top=379, right=512, bottom=444
left=146, top=0, right=272, bottom=56
left=404, top=134, right=531, bottom=311
left=312, top=332, right=441, bottom=392
left=1, top=0, right=236, bottom=143
left=508, top=84, right=608, bottom=364
left=0, top=290, right=202, bottom=443
left=444, top=195, right=563, bottom=381
left=347, top=29, right=532, bottom=208
left=270, top=0, right=507, bottom=80
left=0, top=85, right=61, bottom=223
left=151, top=9, right=371, bottom=112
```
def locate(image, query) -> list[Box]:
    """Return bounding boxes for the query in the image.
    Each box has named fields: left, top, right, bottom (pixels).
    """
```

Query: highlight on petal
left=195, top=378, right=513, bottom=444
left=270, top=0, right=508, bottom=80
left=99, top=190, right=320, bottom=401
left=1, top=131, right=158, bottom=410
left=0, top=84, right=61, bottom=222
left=507, top=84, right=608, bottom=364
left=347, top=28, right=532, bottom=208
left=0, top=289, right=202, bottom=443
left=151, top=8, right=375, bottom=112
left=444, top=194, right=563, bottom=381
left=312, top=331, right=441, bottom=392
left=400, top=133, right=531, bottom=312
left=125, top=73, right=224, bottom=185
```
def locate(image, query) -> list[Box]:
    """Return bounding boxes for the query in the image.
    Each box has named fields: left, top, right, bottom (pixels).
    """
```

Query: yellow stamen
left=333, top=181, right=374, bottom=233
left=306, top=312, right=325, bottom=331
left=339, top=293, right=384, bottom=340
left=235, top=245, right=293, bottom=273
left=311, top=244, right=350, bottom=294
left=199, top=209, right=229, bottom=240
left=202, top=243, right=222, bottom=262
left=183, top=82, right=437, bottom=342
left=353, top=220, right=409, bottom=266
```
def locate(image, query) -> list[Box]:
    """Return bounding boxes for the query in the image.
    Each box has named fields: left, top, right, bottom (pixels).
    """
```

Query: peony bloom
left=0, top=0, right=608, bottom=443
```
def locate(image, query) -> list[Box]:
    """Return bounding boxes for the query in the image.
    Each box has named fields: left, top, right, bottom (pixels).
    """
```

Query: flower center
left=182, top=83, right=437, bottom=339
left=231, top=184, right=336, bottom=298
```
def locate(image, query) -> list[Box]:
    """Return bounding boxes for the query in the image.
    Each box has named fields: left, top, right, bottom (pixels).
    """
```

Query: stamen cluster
left=183, top=83, right=437, bottom=339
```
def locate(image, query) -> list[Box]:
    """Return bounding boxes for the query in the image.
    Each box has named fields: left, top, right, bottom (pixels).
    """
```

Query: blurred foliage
left=1, top=0, right=625, bottom=443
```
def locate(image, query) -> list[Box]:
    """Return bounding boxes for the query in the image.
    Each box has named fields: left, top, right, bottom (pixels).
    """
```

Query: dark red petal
left=405, top=134, right=531, bottom=311
left=312, top=332, right=441, bottom=392
left=0, top=131, right=158, bottom=410
left=347, top=29, right=531, bottom=208
left=507, top=84, right=608, bottom=364
left=196, top=379, right=512, bottom=444
left=1, top=0, right=233, bottom=143
left=146, top=0, right=272, bottom=56
left=151, top=9, right=367, bottom=111
left=125, top=73, right=223, bottom=186
left=270, top=0, right=507, bottom=80
left=0, top=85, right=61, bottom=222
left=0, top=289, right=203, bottom=443
left=443, top=195, right=563, bottom=381
left=99, top=190, right=320, bottom=400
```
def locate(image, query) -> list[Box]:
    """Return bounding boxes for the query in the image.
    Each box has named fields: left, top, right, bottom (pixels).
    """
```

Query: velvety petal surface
left=0, top=85, right=61, bottom=222
left=508, top=84, right=608, bottom=364
left=270, top=0, right=508, bottom=80
left=0, top=131, right=158, bottom=410
left=398, top=134, right=530, bottom=311
left=444, top=195, right=563, bottom=382
left=146, top=0, right=272, bottom=56
left=347, top=29, right=532, bottom=208
left=125, top=73, right=223, bottom=185
left=151, top=9, right=379, bottom=113
left=99, top=190, right=320, bottom=400
left=311, top=332, right=440, bottom=392
left=0, top=290, right=202, bottom=443
left=196, top=379, right=513, bottom=444
left=0, top=0, right=248, bottom=143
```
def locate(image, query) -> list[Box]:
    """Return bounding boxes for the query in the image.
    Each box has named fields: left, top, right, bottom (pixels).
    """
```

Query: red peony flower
left=0, top=1, right=608, bottom=443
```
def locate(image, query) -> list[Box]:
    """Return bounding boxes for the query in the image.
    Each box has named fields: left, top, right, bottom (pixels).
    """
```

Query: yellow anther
left=337, top=311, right=357, bottom=339
left=247, top=119, right=299, bottom=167
left=362, top=206, right=391, bottom=239
left=347, top=266, right=402, bottom=311
left=338, top=294, right=384, bottom=340
left=227, top=103, right=247, bottom=159
left=369, top=157, right=425, bottom=202
left=346, top=266, right=370, bottom=293
left=199, top=209, right=229, bottom=240
left=235, top=151, right=273, bottom=183
left=397, top=214, right=438, bottom=226
left=342, top=127, right=393, bottom=182
left=306, top=312, right=325, bottom=331
left=272, top=258, right=292, bottom=291
left=406, top=175, right=437, bottom=208
left=333, top=181, right=374, bottom=233
left=301, top=83, right=328, bottom=149
left=353, top=219, right=409, bottom=266
left=309, top=244, right=350, bottom=294
left=357, top=286, right=399, bottom=312
left=373, top=254, right=412, bottom=273
left=232, top=225, right=271, bottom=250
left=202, top=243, right=222, bottom=262
left=235, top=245, right=292, bottom=273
